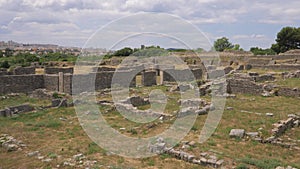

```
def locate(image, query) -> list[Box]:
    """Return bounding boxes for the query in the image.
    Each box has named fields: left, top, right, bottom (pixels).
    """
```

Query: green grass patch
left=240, top=157, right=282, bottom=169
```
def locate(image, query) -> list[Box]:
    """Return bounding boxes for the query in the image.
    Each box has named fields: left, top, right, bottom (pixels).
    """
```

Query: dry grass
left=0, top=90, right=299, bottom=169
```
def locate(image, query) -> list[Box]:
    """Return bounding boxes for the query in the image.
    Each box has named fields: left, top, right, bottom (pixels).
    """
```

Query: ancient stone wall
left=191, top=68, right=203, bottom=80
left=0, top=75, right=44, bottom=94
left=63, top=74, right=72, bottom=94
left=142, top=71, right=157, bottom=86
left=251, top=64, right=300, bottom=71
left=254, top=74, right=275, bottom=82
left=250, top=55, right=300, bottom=60
left=92, top=66, right=116, bottom=72
left=71, top=74, right=94, bottom=94
left=247, top=58, right=271, bottom=65
left=163, top=69, right=201, bottom=82
left=44, top=67, right=74, bottom=74
left=227, top=78, right=263, bottom=95
left=277, top=87, right=300, bottom=97
left=13, top=67, right=35, bottom=75
left=44, top=74, right=59, bottom=92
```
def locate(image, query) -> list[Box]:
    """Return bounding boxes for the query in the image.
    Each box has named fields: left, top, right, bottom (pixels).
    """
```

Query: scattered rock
left=262, top=91, right=273, bottom=97
left=42, top=158, right=52, bottom=162
left=0, top=134, right=26, bottom=152
left=27, top=151, right=40, bottom=157
left=73, top=153, right=85, bottom=161
left=51, top=98, right=68, bottom=107
left=246, top=132, right=259, bottom=138
left=188, top=141, right=196, bottom=146
left=266, top=113, right=274, bottom=117
left=229, top=129, right=245, bottom=138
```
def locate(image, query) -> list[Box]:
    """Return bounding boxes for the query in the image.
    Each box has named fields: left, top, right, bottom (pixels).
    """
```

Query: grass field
left=0, top=87, right=299, bottom=169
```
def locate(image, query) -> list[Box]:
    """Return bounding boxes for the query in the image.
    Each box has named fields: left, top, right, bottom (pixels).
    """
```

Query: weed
left=236, top=163, right=249, bottom=169
left=147, top=159, right=155, bottom=166
left=240, top=157, right=282, bottom=169
left=48, top=152, right=57, bottom=159
left=160, top=153, right=172, bottom=160
left=87, top=142, right=101, bottom=154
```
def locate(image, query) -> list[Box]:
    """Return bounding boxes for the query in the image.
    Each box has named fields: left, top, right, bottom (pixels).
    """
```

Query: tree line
left=214, top=26, right=300, bottom=55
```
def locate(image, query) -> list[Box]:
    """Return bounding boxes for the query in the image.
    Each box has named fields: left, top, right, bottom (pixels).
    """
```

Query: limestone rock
left=229, top=129, right=245, bottom=138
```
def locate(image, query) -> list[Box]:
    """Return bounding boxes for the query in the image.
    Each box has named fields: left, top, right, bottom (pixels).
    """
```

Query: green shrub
left=0, top=61, right=10, bottom=68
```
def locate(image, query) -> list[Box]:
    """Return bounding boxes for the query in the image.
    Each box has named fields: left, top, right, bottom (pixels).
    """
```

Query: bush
left=250, top=47, right=276, bottom=55
left=52, top=92, right=60, bottom=99
left=0, top=61, right=10, bottom=68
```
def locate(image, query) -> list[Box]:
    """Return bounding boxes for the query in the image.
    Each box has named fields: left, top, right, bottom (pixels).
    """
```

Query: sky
left=0, top=0, right=299, bottom=50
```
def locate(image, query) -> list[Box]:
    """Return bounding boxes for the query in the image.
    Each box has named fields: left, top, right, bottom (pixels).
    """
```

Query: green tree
left=233, top=44, right=241, bottom=51
left=271, top=26, right=300, bottom=53
left=214, top=37, right=234, bottom=52
left=113, top=47, right=133, bottom=56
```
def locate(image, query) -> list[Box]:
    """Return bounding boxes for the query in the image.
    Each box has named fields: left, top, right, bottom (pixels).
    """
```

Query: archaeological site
left=0, top=47, right=299, bottom=169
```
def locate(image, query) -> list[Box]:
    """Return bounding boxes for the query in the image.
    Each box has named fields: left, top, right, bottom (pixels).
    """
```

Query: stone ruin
left=0, top=134, right=27, bottom=152
left=0, top=104, right=34, bottom=117
left=0, top=63, right=204, bottom=95
left=225, top=72, right=300, bottom=97
left=149, top=137, right=224, bottom=168
left=282, top=70, right=300, bottom=79
left=229, top=114, right=300, bottom=149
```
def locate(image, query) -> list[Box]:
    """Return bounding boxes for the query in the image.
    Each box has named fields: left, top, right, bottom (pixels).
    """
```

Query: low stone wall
left=163, top=69, right=201, bottom=82
left=271, top=115, right=299, bottom=138
left=92, top=66, right=116, bottom=72
left=251, top=64, right=300, bottom=71
left=247, top=58, right=271, bottom=65
left=0, top=104, right=34, bottom=117
left=149, top=138, right=224, bottom=168
left=227, top=78, right=263, bottom=95
left=282, top=70, right=300, bottom=79
left=44, top=67, right=74, bottom=74
left=254, top=74, right=275, bottom=82
left=13, top=67, right=35, bottom=75
left=251, top=54, right=300, bottom=60
left=277, top=87, right=300, bottom=97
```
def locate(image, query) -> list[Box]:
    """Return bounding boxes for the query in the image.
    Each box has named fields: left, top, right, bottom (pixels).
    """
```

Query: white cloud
left=0, top=0, right=299, bottom=49
left=233, top=34, right=267, bottom=40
